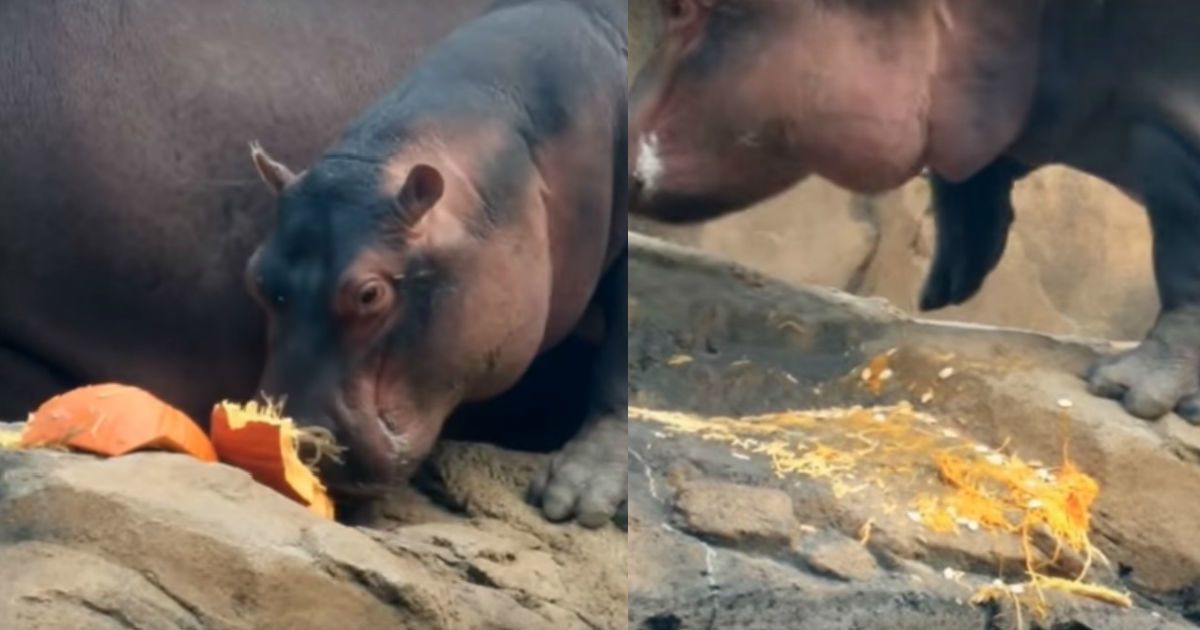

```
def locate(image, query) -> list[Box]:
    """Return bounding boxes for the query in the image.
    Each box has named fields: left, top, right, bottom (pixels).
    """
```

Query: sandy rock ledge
left=0, top=441, right=625, bottom=630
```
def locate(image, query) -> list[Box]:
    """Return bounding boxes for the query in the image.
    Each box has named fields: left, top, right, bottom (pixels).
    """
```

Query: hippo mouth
left=319, top=395, right=410, bottom=497
left=318, top=356, right=442, bottom=498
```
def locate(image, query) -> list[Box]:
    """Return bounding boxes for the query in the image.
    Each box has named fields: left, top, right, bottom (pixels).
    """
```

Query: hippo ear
left=395, top=164, right=444, bottom=227
left=250, top=141, right=299, bottom=194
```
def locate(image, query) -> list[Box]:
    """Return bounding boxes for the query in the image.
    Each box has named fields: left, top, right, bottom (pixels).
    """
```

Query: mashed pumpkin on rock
left=630, top=400, right=1131, bottom=622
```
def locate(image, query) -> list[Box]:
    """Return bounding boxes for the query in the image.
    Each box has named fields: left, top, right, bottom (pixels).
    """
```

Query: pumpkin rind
left=21, top=384, right=217, bottom=462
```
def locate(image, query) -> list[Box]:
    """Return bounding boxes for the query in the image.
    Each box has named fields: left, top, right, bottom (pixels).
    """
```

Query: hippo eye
left=356, top=279, right=389, bottom=312
left=359, top=284, right=381, bottom=306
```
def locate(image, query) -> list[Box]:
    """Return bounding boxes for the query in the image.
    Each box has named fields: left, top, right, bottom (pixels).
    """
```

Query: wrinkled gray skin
left=630, top=0, right=1200, bottom=425
left=247, top=0, right=628, bottom=526
left=0, top=0, right=626, bottom=527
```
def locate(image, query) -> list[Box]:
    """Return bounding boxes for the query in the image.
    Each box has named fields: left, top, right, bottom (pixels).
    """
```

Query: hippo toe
left=1084, top=309, right=1200, bottom=420
left=530, top=413, right=627, bottom=529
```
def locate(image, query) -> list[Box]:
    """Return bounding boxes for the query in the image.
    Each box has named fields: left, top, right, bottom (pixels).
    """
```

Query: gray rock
left=674, top=480, right=798, bottom=551
left=628, top=233, right=1199, bottom=630
left=799, top=533, right=880, bottom=583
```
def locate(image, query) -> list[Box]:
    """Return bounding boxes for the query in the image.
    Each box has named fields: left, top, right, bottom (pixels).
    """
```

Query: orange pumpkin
left=21, top=384, right=217, bottom=461
left=210, top=401, right=336, bottom=519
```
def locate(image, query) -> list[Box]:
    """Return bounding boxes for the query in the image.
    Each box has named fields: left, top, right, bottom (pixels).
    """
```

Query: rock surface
left=628, top=233, right=1200, bottom=630
left=630, top=4, right=1156, bottom=341
left=0, top=442, right=625, bottom=630
left=674, top=481, right=799, bottom=551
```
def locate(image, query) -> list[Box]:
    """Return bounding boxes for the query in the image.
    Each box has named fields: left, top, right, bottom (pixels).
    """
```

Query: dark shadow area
left=440, top=336, right=598, bottom=453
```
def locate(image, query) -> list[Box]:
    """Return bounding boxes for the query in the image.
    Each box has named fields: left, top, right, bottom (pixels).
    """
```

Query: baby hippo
left=248, top=0, right=627, bottom=527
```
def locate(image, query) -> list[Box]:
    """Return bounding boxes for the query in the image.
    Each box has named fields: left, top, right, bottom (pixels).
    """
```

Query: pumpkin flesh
left=210, top=401, right=335, bottom=519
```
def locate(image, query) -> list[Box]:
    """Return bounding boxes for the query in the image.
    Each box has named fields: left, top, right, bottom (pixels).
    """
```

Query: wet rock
left=0, top=442, right=624, bottom=630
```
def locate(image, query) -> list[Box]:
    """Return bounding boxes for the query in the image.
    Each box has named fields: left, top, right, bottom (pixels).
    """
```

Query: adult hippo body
left=1, top=0, right=628, bottom=527
left=631, top=0, right=1200, bottom=424
left=0, top=0, right=495, bottom=419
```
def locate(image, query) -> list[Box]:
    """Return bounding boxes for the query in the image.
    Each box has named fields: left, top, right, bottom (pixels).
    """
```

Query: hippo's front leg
left=919, top=158, right=1028, bottom=311
left=529, top=250, right=628, bottom=528
left=1085, top=124, right=1200, bottom=424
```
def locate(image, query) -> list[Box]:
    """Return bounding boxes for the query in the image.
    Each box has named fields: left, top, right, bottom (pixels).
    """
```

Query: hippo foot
left=529, top=413, right=627, bottom=529
left=1173, top=394, right=1200, bottom=425
left=1084, top=335, right=1200, bottom=421
left=918, top=239, right=1002, bottom=311
left=918, top=162, right=1019, bottom=312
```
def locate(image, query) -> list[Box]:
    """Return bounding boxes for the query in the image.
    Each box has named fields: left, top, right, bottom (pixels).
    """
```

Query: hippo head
left=245, top=141, right=544, bottom=493
left=630, top=0, right=997, bottom=220
left=630, top=0, right=813, bottom=222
